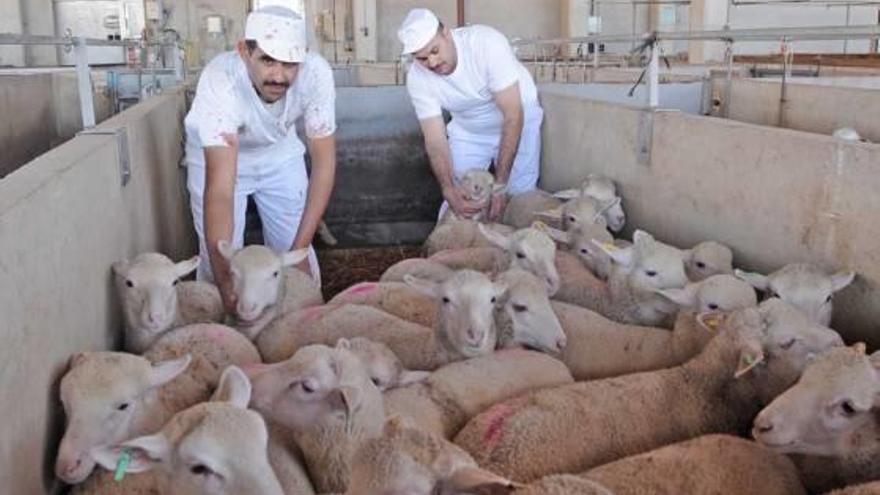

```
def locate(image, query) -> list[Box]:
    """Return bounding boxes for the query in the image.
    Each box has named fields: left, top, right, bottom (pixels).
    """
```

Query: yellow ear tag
left=702, top=314, right=723, bottom=331
left=601, top=242, right=619, bottom=252
left=531, top=220, right=548, bottom=231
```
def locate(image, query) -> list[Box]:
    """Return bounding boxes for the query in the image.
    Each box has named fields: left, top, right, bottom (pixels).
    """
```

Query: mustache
left=263, top=81, right=290, bottom=88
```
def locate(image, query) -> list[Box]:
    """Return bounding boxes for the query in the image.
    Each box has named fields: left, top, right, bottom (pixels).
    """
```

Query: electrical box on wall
left=250, top=0, right=305, bottom=15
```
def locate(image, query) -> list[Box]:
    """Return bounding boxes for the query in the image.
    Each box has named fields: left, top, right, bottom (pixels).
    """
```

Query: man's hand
left=489, top=191, right=508, bottom=221
left=443, top=185, right=483, bottom=218
left=293, top=257, right=312, bottom=278
left=216, top=275, right=238, bottom=315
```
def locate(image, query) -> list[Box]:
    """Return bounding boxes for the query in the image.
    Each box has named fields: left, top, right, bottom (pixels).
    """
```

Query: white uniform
left=184, top=51, right=336, bottom=283
left=406, top=25, right=543, bottom=200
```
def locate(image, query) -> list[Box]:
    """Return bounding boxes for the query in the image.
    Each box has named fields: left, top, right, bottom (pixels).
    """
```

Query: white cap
left=397, top=8, right=440, bottom=55
left=245, top=6, right=307, bottom=63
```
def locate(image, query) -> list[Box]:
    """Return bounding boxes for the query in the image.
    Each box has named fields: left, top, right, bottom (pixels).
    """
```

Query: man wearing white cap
left=397, top=8, right=543, bottom=220
left=184, top=5, right=336, bottom=312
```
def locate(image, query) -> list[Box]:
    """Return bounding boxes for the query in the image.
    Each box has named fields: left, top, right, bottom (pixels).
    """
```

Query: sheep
left=556, top=274, right=756, bottom=380
left=503, top=188, right=566, bottom=229
left=246, top=341, right=385, bottom=493
left=332, top=269, right=567, bottom=356
left=317, top=219, right=338, bottom=245
left=752, top=344, right=880, bottom=493
left=452, top=299, right=843, bottom=482
left=346, top=337, right=431, bottom=391
left=439, top=169, right=506, bottom=223
left=735, top=262, right=855, bottom=326
left=826, top=482, right=880, bottom=495
left=524, top=434, right=805, bottom=495
left=383, top=349, right=573, bottom=439
left=217, top=241, right=324, bottom=340
left=538, top=195, right=614, bottom=233
left=553, top=230, right=689, bottom=327
left=113, top=253, right=224, bottom=353
left=541, top=223, right=615, bottom=280
left=380, top=258, right=456, bottom=285
left=555, top=174, right=627, bottom=233
left=57, top=323, right=260, bottom=487
left=90, top=366, right=284, bottom=495
left=682, top=240, right=734, bottom=282
left=257, top=270, right=507, bottom=369
left=345, top=415, right=520, bottom=495
left=424, top=216, right=516, bottom=255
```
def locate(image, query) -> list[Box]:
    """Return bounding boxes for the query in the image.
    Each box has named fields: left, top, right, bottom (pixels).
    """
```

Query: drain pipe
left=457, top=0, right=465, bottom=26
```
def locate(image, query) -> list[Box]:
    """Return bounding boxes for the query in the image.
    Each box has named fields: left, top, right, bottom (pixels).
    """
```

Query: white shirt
left=406, top=25, right=539, bottom=136
left=184, top=51, right=336, bottom=169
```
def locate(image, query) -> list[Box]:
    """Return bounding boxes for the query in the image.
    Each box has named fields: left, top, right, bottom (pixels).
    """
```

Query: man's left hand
left=489, top=191, right=508, bottom=221
left=294, top=255, right=312, bottom=278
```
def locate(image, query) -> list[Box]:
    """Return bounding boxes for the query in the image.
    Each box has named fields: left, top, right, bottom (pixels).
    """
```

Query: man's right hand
left=215, top=272, right=238, bottom=316
left=443, top=184, right=483, bottom=218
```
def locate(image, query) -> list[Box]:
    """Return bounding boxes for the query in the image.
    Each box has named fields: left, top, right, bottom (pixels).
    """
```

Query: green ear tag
left=743, top=354, right=755, bottom=365
left=114, top=448, right=132, bottom=482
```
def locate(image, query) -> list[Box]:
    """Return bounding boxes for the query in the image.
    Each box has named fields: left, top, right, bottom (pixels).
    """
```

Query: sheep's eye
left=190, top=464, right=213, bottom=476
left=442, top=296, right=450, bottom=304
left=841, top=400, right=857, bottom=416
left=516, top=252, right=526, bottom=259
left=125, top=279, right=134, bottom=288
left=707, top=303, right=719, bottom=311
left=295, top=381, right=316, bottom=394
left=512, top=304, right=528, bottom=313
left=580, top=248, right=589, bottom=255
left=825, top=294, right=833, bottom=304
left=116, top=402, right=130, bottom=411
left=779, top=338, right=796, bottom=350
left=172, top=279, right=179, bottom=286
left=273, top=270, right=280, bottom=278
left=696, top=261, right=707, bottom=269
left=568, top=216, right=577, bottom=223
left=371, top=377, right=384, bottom=388
left=645, top=270, right=658, bottom=277
left=490, top=296, right=497, bottom=304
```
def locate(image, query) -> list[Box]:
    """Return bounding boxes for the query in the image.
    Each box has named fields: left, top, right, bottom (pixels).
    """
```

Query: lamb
left=735, top=262, right=855, bottom=326
left=217, top=241, right=324, bottom=340
left=379, top=258, right=456, bottom=285
left=57, top=323, right=260, bottom=487
left=556, top=174, right=627, bottom=232
left=541, top=195, right=615, bottom=232
left=556, top=274, right=757, bottom=380
left=345, top=415, right=520, bottom=495
left=90, top=366, right=285, bottom=495
left=330, top=281, right=439, bottom=328
left=523, top=435, right=805, bottom=495
left=113, top=253, right=224, bottom=353
left=346, top=337, right=431, bottom=391
left=826, top=482, right=880, bottom=494
left=246, top=341, right=385, bottom=493
left=383, top=349, right=573, bottom=439
left=440, top=169, right=505, bottom=223
left=682, top=240, right=734, bottom=282
left=553, top=230, right=689, bottom=327
left=257, top=270, right=507, bottom=369
left=541, top=223, right=615, bottom=280
left=424, top=216, right=515, bottom=255
left=503, top=188, right=566, bottom=229
left=752, top=344, right=880, bottom=493
left=452, top=299, right=843, bottom=482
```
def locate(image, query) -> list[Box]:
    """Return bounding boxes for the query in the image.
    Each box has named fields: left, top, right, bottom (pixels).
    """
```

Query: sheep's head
left=405, top=270, right=507, bottom=359
left=752, top=343, right=880, bottom=457
left=245, top=343, right=379, bottom=434
left=655, top=274, right=757, bottom=314
left=541, top=223, right=613, bottom=279
left=554, top=175, right=626, bottom=232
left=597, top=230, right=688, bottom=295
left=217, top=242, right=309, bottom=323
left=496, top=269, right=567, bottom=354
left=479, top=224, right=559, bottom=295
left=458, top=169, right=502, bottom=205
left=683, top=241, right=733, bottom=282
left=92, top=366, right=283, bottom=495
left=346, top=337, right=430, bottom=391
left=735, top=263, right=855, bottom=326
left=56, top=352, right=191, bottom=484
left=113, top=253, right=200, bottom=335
left=346, top=416, right=519, bottom=495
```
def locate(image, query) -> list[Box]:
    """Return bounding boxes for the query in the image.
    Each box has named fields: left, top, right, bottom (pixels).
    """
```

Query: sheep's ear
left=541, top=225, right=571, bottom=245
left=149, top=354, right=191, bottom=388
left=734, top=269, right=770, bottom=291
left=656, top=284, right=699, bottom=309
left=440, top=466, right=521, bottom=493
left=697, top=311, right=727, bottom=333
left=92, top=434, right=169, bottom=474
left=597, top=196, right=622, bottom=217
left=734, top=341, right=765, bottom=378
left=398, top=370, right=431, bottom=386
left=211, top=366, right=252, bottom=409
left=493, top=282, right=509, bottom=302
left=217, top=240, right=236, bottom=261
left=335, top=338, right=352, bottom=350
left=831, top=270, right=856, bottom=293
left=281, top=248, right=310, bottom=267
left=534, top=206, right=564, bottom=222
left=593, top=240, right=633, bottom=266
left=174, top=256, right=200, bottom=278
left=69, top=352, right=90, bottom=369
left=552, top=189, right=581, bottom=200
left=112, top=259, right=130, bottom=277
left=478, top=223, right=511, bottom=250
left=404, top=275, right=441, bottom=298
left=632, top=230, right=656, bottom=250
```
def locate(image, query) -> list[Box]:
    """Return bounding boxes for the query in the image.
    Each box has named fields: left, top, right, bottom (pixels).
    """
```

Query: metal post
left=172, top=42, right=184, bottom=81
left=74, top=37, right=97, bottom=129
left=724, top=40, right=733, bottom=118
left=648, top=41, right=659, bottom=108
left=844, top=5, right=851, bottom=54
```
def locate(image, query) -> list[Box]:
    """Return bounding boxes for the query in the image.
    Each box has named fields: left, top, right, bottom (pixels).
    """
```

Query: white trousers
left=438, top=107, right=544, bottom=220
left=186, top=159, right=321, bottom=286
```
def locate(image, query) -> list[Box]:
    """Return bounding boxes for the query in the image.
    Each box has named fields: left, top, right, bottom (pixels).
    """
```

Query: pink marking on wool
left=240, top=362, right=271, bottom=374
left=338, top=282, right=379, bottom=300
left=482, top=404, right=518, bottom=448
left=296, top=304, right=337, bottom=326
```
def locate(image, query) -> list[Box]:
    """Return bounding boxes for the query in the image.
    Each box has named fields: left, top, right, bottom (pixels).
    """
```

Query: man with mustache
left=397, top=8, right=543, bottom=221
left=183, top=5, right=336, bottom=312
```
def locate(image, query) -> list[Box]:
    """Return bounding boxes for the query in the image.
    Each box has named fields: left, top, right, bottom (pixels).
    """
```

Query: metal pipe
left=457, top=0, right=465, bottom=27
left=74, top=38, right=96, bottom=128
left=0, top=33, right=179, bottom=47
left=648, top=42, right=660, bottom=107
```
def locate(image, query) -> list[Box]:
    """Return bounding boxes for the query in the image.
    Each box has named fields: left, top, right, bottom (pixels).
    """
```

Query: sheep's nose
left=753, top=417, right=774, bottom=435
left=556, top=336, right=567, bottom=351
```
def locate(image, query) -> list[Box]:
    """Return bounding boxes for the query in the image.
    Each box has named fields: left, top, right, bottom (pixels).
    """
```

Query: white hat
left=397, top=8, right=440, bottom=55
left=245, top=6, right=307, bottom=63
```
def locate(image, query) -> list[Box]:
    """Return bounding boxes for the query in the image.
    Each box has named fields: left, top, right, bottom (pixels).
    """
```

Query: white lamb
left=440, top=169, right=506, bottom=223
left=217, top=241, right=324, bottom=340
left=554, top=174, right=626, bottom=232
left=113, top=253, right=224, bottom=353
left=735, top=262, right=855, bottom=326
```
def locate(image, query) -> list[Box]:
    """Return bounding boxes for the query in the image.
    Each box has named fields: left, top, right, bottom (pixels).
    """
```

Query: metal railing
left=511, top=24, right=880, bottom=109
left=0, top=33, right=184, bottom=128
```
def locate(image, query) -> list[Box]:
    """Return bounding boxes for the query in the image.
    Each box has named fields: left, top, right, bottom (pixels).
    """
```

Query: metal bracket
left=78, top=127, right=131, bottom=186
left=637, top=110, right=654, bottom=167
